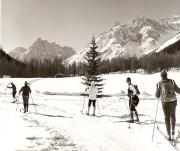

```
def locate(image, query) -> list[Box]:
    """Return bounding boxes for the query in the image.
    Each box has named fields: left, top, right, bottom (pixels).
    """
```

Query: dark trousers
left=23, top=96, right=29, bottom=112
left=162, top=100, right=177, bottom=136
left=88, top=99, right=96, bottom=107
left=129, top=100, right=137, bottom=112
left=12, top=92, right=16, bottom=98
left=129, top=95, right=139, bottom=112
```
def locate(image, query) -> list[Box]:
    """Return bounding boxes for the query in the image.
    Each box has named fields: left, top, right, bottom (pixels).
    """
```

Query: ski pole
left=152, top=98, right=160, bottom=141
left=30, top=94, right=37, bottom=113
left=128, top=94, right=134, bottom=129
left=122, top=95, right=129, bottom=112
left=121, top=91, right=129, bottom=111
left=96, top=98, right=101, bottom=115
left=16, top=94, right=20, bottom=111
left=81, top=94, right=86, bottom=114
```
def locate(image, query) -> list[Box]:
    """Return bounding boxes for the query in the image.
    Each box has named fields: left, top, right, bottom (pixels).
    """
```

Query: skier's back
left=19, top=81, right=31, bottom=113
left=86, top=81, right=98, bottom=116
left=155, top=70, right=180, bottom=141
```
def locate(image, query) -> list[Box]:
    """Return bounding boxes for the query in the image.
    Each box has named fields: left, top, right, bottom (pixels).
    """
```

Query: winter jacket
left=87, top=86, right=98, bottom=100
left=155, top=79, right=180, bottom=102
left=19, top=85, right=31, bottom=96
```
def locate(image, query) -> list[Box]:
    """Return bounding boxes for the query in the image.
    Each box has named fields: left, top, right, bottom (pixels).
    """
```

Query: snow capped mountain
left=9, top=38, right=75, bottom=62
left=8, top=47, right=27, bottom=62
left=67, top=16, right=180, bottom=64
left=155, top=32, right=180, bottom=54
left=159, top=15, right=180, bottom=29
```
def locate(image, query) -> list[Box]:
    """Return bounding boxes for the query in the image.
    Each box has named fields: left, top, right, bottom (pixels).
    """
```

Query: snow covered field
left=0, top=71, right=180, bottom=151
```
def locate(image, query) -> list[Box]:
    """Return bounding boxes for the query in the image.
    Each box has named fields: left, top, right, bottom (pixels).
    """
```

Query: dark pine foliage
left=0, top=48, right=25, bottom=77
left=82, top=37, right=104, bottom=94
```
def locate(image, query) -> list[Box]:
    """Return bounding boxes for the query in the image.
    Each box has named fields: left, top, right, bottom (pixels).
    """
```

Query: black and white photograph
left=0, top=0, right=180, bottom=150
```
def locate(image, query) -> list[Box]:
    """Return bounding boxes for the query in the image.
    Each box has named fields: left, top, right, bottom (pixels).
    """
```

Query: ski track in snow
left=0, top=96, right=79, bottom=151
left=1, top=94, right=180, bottom=151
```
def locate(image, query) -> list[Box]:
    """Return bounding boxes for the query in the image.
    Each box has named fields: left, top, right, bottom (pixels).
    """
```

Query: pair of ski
left=118, top=119, right=142, bottom=125
left=157, top=126, right=179, bottom=151
left=80, top=110, right=99, bottom=117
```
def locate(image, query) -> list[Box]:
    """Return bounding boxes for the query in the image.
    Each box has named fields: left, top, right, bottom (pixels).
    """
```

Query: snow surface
left=0, top=71, right=180, bottom=151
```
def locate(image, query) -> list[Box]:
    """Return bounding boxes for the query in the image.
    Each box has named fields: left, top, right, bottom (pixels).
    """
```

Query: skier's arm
left=85, top=87, right=89, bottom=92
left=95, top=88, right=98, bottom=98
left=173, top=80, right=180, bottom=94
left=19, top=88, right=23, bottom=93
left=29, top=87, right=31, bottom=93
left=155, top=83, right=160, bottom=98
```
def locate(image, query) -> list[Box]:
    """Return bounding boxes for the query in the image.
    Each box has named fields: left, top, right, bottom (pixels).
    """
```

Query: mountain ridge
left=9, top=37, right=75, bottom=62
left=67, top=15, right=180, bottom=64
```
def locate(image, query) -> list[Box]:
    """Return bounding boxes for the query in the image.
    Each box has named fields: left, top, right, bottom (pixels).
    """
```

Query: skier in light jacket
left=155, top=70, right=180, bottom=141
left=86, top=81, right=98, bottom=116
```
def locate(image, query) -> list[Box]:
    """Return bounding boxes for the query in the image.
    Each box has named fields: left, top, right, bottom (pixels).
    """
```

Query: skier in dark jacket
left=7, top=82, right=17, bottom=103
left=126, top=77, right=139, bottom=123
left=155, top=71, right=180, bottom=141
left=19, top=81, right=31, bottom=113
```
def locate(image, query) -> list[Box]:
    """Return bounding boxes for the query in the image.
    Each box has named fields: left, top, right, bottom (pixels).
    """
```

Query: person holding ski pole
left=155, top=70, right=180, bottom=141
left=7, top=82, right=17, bottom=103
left=19, top=81, right=31, bottom=113
left=86, top=81, right=98, bottom=116
left=126, top=77, right=140, bottom=123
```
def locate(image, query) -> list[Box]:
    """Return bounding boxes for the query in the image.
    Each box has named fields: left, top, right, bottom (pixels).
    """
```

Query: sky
left=1, top=0, right=180, bottom=52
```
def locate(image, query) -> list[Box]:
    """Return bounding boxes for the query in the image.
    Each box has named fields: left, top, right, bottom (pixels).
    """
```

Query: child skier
left=155, top=70, right=180, bottom=141
left=126, top=77, right=140, bottom=123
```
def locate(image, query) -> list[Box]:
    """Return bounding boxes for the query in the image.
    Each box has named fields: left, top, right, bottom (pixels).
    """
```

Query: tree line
left=0, top=45, right=180, bottom=77
left=68, top=51, right=180, bottom=75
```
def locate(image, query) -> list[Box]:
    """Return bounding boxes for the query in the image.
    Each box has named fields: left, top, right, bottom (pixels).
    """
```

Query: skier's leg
left=87, top=100, right=92, bottom=115
left=129, top=99, right=134, bottom=122
left=23, top=104, right=26, bottom=113
left=25, top=104, right=28, bottom=112
left=12, top=92, right=16, bottom=102
left=23, top=96, right=26, bottom=112
left=26, top=97, right=29, bottom=112
left=162, top=102, right=171, bottom=140
left=170, top=100, right=177, bottom=137
left=130, top=111, right=134, bottom=123
left=93, top=100, right=96, bottom=116
left=134, top=108, right=139, bottom=122
left=15, top=92, right=17, bottom=102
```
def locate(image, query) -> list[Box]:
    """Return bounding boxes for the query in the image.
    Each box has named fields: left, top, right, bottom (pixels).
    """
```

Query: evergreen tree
left=82, top=37, right=104, bottom=95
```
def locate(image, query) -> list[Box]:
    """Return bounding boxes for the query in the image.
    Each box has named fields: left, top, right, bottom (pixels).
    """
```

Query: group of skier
left=7, top=81, right=31, bottom=113
left=4, top=70, right=180, bottom=142
left=86, top=70, right=180, bottom=142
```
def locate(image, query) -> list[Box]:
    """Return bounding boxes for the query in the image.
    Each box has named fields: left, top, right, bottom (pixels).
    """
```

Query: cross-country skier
left=19, top=81, right=31, bottom=113
left=155, top=70, right=180, bottom=141
left=86, top=81, right=98, bottom=116
left=7, top=82, right=17, bottom=103
left=126, top=77, right=140, bottom=123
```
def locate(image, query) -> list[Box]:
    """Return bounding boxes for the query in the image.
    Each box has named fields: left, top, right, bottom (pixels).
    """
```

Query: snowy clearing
left=0, top=71, right=180, bottom=151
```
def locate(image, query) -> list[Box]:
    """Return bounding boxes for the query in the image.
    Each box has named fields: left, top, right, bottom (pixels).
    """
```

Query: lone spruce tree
left=82, top=37, right=104, bottom=95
